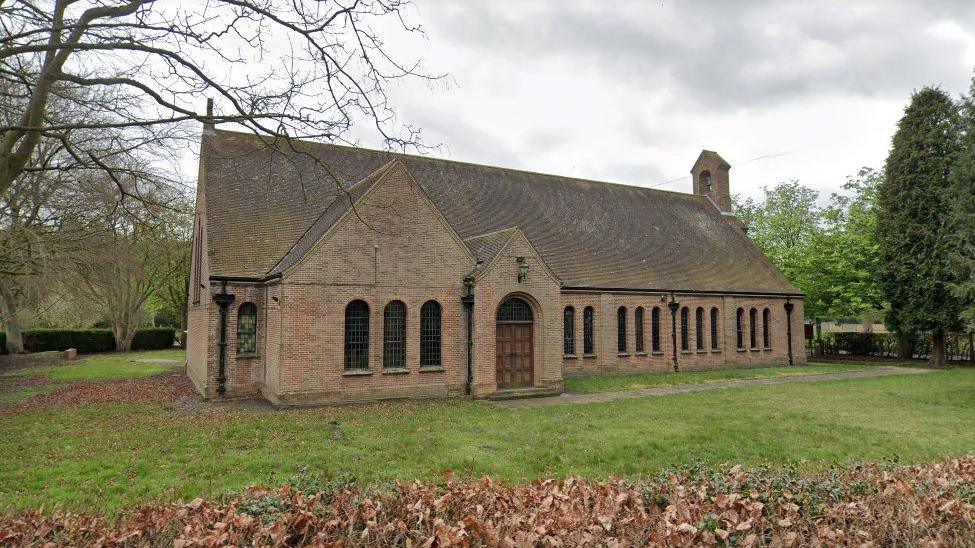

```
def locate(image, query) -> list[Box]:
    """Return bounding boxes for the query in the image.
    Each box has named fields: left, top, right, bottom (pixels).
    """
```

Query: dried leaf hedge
left=2, top=456, right=974, bottom=547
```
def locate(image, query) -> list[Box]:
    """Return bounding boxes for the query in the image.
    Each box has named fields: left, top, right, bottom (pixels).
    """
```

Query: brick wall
left=267, top=162, right=475, bottom=405
left=561, top=292, right=805, bottom=377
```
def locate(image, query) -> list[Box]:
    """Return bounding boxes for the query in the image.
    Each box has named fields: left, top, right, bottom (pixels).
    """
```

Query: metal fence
left=808, top=331, right=974, bottom=362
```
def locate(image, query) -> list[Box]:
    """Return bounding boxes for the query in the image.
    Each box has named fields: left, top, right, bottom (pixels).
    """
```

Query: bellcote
left=691, top=150, right=732, bottom=213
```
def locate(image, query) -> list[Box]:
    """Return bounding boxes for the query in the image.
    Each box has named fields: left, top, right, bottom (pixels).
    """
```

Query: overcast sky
left=365, top=0, right=975, bottom=201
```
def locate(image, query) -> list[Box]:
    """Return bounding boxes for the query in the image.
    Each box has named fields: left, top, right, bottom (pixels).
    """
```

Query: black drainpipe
left=462, top=276, right=475, bottom=396
left=212, top=281, right=236, bottom=396
left=784, top=300, right=795, bottom=366
left=668, top=293, right=680, bottom=372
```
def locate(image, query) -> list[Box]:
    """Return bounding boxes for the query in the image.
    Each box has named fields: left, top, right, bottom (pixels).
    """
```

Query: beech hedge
left=18, top=328, right=176, bottom=354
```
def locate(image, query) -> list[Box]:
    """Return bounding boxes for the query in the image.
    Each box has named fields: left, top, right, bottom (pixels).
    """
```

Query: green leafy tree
left=877, top=87, right=962, bottom=366
left=951, top=73, right=975, bottom=332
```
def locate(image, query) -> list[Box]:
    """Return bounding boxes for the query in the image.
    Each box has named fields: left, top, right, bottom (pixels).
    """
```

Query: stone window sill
left=563, top=354, right=578, bottom=359
left=236, top=353, right=260, bottom=359
left=635, top=351, right=648, bottom=356
left=764, top=347, right=772, bottom=351
left=696, top=350, right=707, bottom=354
left=583, top=353, right=597, bottom=359
left=419, top=366, right=445, bottom=372
left=651, top=351, right=664, bottom=355
left=382, top=368, right=409, bottom=375
left=343, top=368, right=372, bottom=376
left=737, top=348, right=747, bottom=353
left=750, top=348, right=759, bottom=351
left=681, top=350, right=692, bottom=354
left=617, top=352, right=630, bottom=357
left=711, top=349, right=722, bottom=353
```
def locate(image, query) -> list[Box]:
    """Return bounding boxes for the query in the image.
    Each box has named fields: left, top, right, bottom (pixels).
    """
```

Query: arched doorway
left=496, top=297, right=534, bottom=389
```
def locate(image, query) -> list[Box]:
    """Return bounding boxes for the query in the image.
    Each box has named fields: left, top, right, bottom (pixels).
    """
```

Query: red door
left=496, top=322, right=534, bottom=389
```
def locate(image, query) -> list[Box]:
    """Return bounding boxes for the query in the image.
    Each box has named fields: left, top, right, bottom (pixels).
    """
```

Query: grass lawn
left=1, top=359, right=973, bottom=513
left=0, top=349, right=184, bottom=405
left=564, top=363, right=868, bottom=393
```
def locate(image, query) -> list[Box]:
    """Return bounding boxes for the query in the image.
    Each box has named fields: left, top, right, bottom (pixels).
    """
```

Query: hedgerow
left=0, top=456, right=973, bottom=546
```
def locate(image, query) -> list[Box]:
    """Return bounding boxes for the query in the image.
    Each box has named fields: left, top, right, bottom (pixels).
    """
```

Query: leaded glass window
left=237, top=302, right=257, bottom=354
left=635, top=307, right=645, bottom=353
left=583, top=306, right=595, bottom=355
left=763, top=308, right=771, bottom=349
left=497, top=298, right=533, bottom=322
left=617, top=307, right=627, bottom=353
left=383, top=301, right=406, bottom=368
left=749, top=308, right=758, bottom=349
left=695, top=307, right=705, bottom=351
left=563, top=307, right=575, bottom=355
left=420, top=300, right=442, bottom=367
left=651, top=306, right=661, bottom=352
left=710, top=307, right=719, bottom=350
left=344, top=300, right=369, bottom=369
left=736, top=308, right=745, bottom=349
left=680, top=306, right=689, bottom=351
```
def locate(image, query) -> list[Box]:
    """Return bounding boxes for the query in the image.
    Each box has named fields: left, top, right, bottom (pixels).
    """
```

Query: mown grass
left=2, top=349, right=183, bottom=382
left=0, top=364, right=972, bottom=513
left=564, top=363, right=868, bottom=393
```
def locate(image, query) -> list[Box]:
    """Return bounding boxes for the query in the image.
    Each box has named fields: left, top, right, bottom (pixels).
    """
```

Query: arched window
left=420, top=300, right=442, bottom=367
left=635, top=307, right=645, bottom=353
left=236, top=302, right=257, bottom=354
left=736, top=308, right=745, bottom=350
left=710, top=307, right=719, bottom=350
left=695, top=307, right=705, bottom=351
left=651, top=306, right=661, bottom=352
left=680, top=307, right=689, bottom=351
left=749, top=308, right=758, bottom=349
left=763, top=308, right=771, bottom=349
left=344, top=300, right=369, bottom=369
left=583, top=306, right=595, bottom=355
left=563, top=307, right=575, bottom=356
left=617, top=306, right=627, bottom=353
left=383, top=301, right=406, bottom=368
left=700, top=170, right=712, bottom=191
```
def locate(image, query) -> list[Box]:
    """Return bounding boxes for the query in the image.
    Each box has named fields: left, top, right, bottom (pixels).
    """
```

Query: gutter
left=561, top=286, right=804, bottom=298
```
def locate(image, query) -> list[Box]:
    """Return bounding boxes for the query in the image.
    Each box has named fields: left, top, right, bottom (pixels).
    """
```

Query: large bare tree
left=0, top=0, right=439, bottom=198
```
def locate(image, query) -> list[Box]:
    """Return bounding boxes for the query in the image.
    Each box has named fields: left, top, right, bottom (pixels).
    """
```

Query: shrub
left=19, top=327, right=176, bottom=354
left=131, top=328, right=176, bottom=351
left=23, top=329, right=116, bottom=353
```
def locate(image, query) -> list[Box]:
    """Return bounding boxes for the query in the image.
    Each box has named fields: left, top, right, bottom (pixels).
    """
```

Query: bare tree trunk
left=897, top=332, right=914, bottom=361
left=0, top=282, right=25, bottom=353
left=929, top=329, right=947, bottom=367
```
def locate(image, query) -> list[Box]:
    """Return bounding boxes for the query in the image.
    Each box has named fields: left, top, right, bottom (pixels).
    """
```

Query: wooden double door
left=496, top=322, right=534, bottom=389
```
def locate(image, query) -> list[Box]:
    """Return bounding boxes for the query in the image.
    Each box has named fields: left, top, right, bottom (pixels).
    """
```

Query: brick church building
left=187, top=128, right=805, bottom=405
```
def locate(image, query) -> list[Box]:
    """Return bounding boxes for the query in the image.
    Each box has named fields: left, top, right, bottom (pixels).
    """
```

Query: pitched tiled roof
left=201, top=129, right=799, bottom=294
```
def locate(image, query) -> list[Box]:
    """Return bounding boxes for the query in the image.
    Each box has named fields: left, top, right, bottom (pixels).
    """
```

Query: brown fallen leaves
left=1, top=456, right=974, bottom=547
left=0, top=372, right=194, bottom=414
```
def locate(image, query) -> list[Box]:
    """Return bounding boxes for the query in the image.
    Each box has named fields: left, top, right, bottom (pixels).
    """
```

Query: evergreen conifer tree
left=877, top=87, right=962, bottom=366
left=950, top=74, right=975, bottom=337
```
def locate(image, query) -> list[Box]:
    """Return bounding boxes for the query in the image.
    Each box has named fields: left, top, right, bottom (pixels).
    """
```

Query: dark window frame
left=236, top=302, right=257, bottom=355
left=192, top=220, right=203, bottom=304
left=583, top=306, right=595, bottom=355
left=563, top=306, right=575, bottom=355
left=383, top=301, right=407, bottom=368
left=420, top=300, right=442, bottom=367
left=635, top=306, right=645, bottom=353
left=344, top=300, right=370, bottom=370
left=617, top=306, right=627, bottom=353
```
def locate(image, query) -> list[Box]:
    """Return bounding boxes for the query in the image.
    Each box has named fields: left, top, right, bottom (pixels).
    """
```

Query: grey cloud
left=421, top=0, right=975, bottom=110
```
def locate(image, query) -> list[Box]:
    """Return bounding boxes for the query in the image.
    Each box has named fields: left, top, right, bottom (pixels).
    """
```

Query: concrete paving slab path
left=489, top=366, right=936, bottom=409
